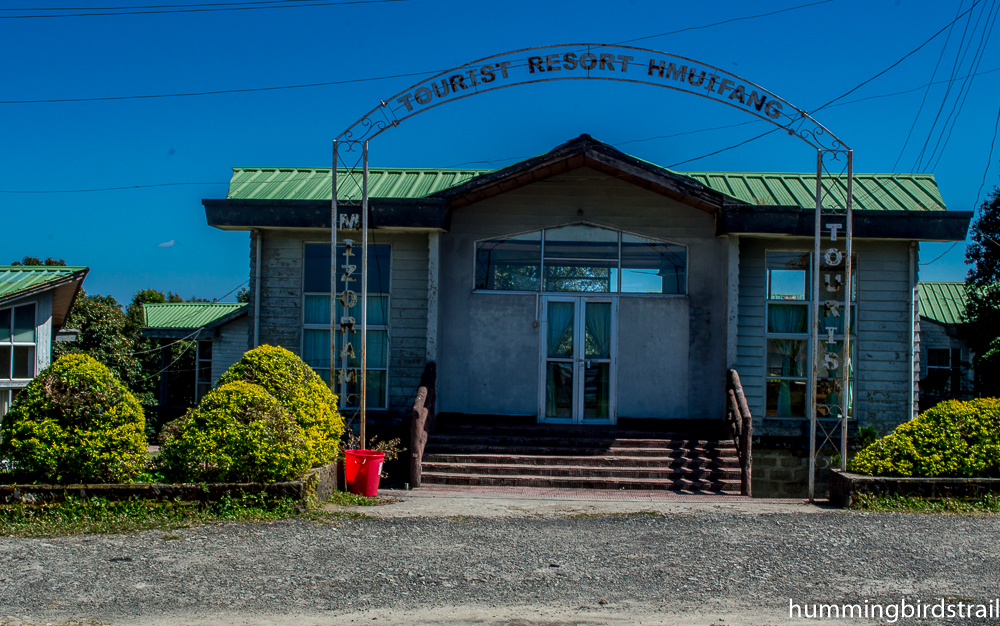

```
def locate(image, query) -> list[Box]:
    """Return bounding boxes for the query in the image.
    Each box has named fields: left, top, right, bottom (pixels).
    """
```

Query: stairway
left=420, top=416, right=742, bottom=493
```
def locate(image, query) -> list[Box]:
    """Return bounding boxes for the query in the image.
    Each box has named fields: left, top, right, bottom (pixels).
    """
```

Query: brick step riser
left=429, top=435, right=735, bottom=450
left=435, top=427, right=726, bottom=439
left=420, top=473, right=741, bottom=493
left=423, top=454, right=740, bottom=469
left=423, top=445, right=738, bottom=458
left=421, top=464, right=741, bottom=480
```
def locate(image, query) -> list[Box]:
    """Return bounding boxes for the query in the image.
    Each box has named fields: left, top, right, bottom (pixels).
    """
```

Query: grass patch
left=851, top=493, right=1000, bottom=515
left=324, top=491, right=387, bottom=507
left=0, top=494, right=366, bottom=538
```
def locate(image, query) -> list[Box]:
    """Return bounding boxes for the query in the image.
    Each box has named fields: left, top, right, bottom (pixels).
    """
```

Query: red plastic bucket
left=344, top=449, right=386, bottom=497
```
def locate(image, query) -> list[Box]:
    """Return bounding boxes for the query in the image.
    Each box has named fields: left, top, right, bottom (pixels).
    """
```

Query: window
left=0, top=388, right=22, bottom=421
left=302, top=243, right=390, bottom=409
left=0, top=303, right=36, bottom=381
left=475, top=224, right=687, bottom=294
left=764, top=252, right=856, bottom=419
left=196, top=340, right=213, bottom=401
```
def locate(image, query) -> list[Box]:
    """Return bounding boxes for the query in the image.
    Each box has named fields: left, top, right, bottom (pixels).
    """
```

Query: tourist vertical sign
left=808, top=151, right=853, bottom=501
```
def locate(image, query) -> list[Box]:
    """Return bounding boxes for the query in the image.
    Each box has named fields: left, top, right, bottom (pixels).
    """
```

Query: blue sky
left=2, top=0, right=997, bottom=303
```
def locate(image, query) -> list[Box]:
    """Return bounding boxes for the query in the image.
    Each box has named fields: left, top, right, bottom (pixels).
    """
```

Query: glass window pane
left=546, top=302, right=574, bottom=358
left=337, top=295, right=388, bottom=327
left=13, top=305, right=34, bottom=343
left=620, top=234, right=686, bottom=294
left=767, top=304, right=808, bottom=334
left=816, top=341, right=852, bottom=378
left=12, top=346, right=34, bottom=379
left=341, top=370, right=387, bottom=409
left=584, top=302, right=611, bottom=358
left=302, top=329, right=331, bottom=370
left=198, top=361, right=212, bottom=384
left=766, top=339, right=807, bottom=377
left=304, top=243, right=391, bottom=294
left=0, top=309, right=10, bottom=342
left=583, top=362, right=610, bottom=419
left=545, top=362, right=574, bottom=418
left=0, top=346, right=10, bottom=379
left=475, top=232, right=541, bottom=291
left=304, top=295, right=330, bottom=325
left=544, top=260, right=616, bottom=292
left=928, top=349, right=950, bottom=368
left=543, top=225, right=618, bottom=260
left=198, top=340, right=213, bottom=360
left=767, top=252, right=809, bottom=300
left=333, top=330, right=387, bottom=369
left=820, top=303, right=856, bottom=335
left=766, top=379, right=807, bottom=417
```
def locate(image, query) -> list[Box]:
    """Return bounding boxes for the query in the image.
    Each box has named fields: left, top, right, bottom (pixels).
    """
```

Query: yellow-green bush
left=216, top=345, right=343, bottom=468
left=849, top=398, right=1000, bottom=477
left=0, top=354, right=147, bottom=483
left=158, top=381, right=311, bottom=482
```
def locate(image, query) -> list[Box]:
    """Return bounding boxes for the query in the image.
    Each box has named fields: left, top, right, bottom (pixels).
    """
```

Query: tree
left=10, top=256, right=67, bottom=266
left=964, top=185, right=1000, bottom=396
left=236, top=287, right=250, bottom=303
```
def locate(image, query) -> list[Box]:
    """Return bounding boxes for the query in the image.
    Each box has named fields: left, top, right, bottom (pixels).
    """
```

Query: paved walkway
left=326, top=485, right=822, bottom=517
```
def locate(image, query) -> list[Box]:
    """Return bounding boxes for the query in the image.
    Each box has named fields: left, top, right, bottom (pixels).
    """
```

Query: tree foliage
left=10, top=256, right=67, bottom=266
left=964, top=185, right=1000, bottom=395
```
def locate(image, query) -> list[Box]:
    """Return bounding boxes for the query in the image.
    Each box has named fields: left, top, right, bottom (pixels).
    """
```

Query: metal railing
left=409, top=361, right=437, bottom=488
left=726, top=369, right=753, bottom=497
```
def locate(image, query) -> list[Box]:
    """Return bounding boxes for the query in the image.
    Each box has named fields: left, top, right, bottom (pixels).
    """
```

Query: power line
left=974, top=102, right=1000, bottom=208
left=2, top=1, right=834, bottom=104
left=891, top=0, right=964, bottom=171
left=0, top=0, right=407, bottom=19
left=919, top=242, right=959, bottom=265
left=1, top=0, right=329, bottom=10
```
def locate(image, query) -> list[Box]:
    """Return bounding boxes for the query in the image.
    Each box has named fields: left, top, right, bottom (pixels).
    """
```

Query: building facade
left=203, top=135, right=972, bottom=495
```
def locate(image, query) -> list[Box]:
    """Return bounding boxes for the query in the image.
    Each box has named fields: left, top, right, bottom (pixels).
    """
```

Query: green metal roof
left=143, top=302, right=247, bottom=329
left=227, top=167, right=487, bottom=202
left=919, top=282, right=969, bottom=325
left=0, top=266, right=88, bottom=301
left=226, top=166, right=946, bottom=212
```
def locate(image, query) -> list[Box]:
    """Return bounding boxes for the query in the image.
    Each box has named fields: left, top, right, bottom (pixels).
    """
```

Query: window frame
left=472, top=223, right=689, bottom=297
left=301, top=241, right=392, bottom=411
left=0, top=302, right=37, bottom=383
left=763, top=250, right=857, bottom=420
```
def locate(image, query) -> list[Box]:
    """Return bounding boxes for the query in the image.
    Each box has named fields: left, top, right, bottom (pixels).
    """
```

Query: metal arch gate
left=330, top=43, right=853, bottom=500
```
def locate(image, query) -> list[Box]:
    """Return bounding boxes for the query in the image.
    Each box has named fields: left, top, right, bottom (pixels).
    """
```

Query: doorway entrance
left=539, top=296, right=617, bottom=424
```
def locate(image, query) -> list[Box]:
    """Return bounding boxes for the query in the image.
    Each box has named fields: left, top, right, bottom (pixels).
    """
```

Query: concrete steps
left=421, top=420, right=742, bottom=494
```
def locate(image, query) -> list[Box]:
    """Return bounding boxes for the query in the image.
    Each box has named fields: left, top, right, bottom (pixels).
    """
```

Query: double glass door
left=540, top=296, right=616, bottom=424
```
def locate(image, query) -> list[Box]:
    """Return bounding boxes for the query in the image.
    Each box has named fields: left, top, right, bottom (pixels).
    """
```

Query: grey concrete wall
left=617, top=297, right=690, bottom=418
left=736, top=238, right=916, bottom=436
left=247, top=228, right=430, bottom=419
left=211, top=316, right=248, bottom=384
left=436, top=167, right=728, bottom=418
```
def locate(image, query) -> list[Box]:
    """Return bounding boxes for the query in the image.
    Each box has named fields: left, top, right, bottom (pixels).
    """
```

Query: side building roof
left=0, top=266, right=89, bottom=329
left=142, top=302, right=248, bottom=339
left=918, top=282, right=969, bottom=326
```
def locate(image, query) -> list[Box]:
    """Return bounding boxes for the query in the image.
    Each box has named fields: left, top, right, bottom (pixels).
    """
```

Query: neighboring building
left=0, top=265, right=89, bottom=417
left=201, top=134, right=972, bottom=496
left=917, top=281, right=973, bottom=410
left=141, top=302, right=248, bottom=424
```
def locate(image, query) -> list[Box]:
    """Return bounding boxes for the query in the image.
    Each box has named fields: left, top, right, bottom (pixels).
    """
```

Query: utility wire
left=1, top=0, right=331, bottom=10
left=974, top=102, right=1000, bottom=208
left=2, top=1, right=833, bottom=104
left=919, top=242, right=959, bottom=265
left=892, top=0, right=964, bottom=171
left=0, top=0, right=407, bottom=19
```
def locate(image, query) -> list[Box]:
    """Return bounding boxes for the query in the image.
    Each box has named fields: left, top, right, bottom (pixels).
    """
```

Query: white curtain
left=584, top=303, right=611, bottom=358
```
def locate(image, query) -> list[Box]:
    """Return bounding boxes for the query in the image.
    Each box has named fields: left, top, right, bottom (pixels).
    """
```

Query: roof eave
left=718, top=207, right=972, bottom=240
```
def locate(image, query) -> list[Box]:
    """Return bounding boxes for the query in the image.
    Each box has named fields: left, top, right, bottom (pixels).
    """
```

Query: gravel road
left=1, top=508, right=999, bottom=625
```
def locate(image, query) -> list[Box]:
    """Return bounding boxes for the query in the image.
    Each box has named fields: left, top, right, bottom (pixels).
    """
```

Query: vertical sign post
left=330, top=141, right=339, bottom=407
left=808, top=150, right=854, bottom=502
left=360, top=141, right=369, bottom=449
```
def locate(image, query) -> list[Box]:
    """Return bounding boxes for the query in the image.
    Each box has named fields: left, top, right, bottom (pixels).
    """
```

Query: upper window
left=475, top=224, right=687, bottom=294
left=0, top=303, right=36, bottom=381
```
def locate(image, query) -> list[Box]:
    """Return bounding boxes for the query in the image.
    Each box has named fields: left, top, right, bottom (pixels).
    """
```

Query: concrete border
left=0, top=462, right=339, bottom=505
left=830, top=470, right=1000, bottom=507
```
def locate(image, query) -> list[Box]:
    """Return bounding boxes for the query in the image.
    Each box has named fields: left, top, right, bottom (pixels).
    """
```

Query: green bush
left=0, top=354, right=147, bottom=483
left=158, top=381, right=311, bottom=482
left=849, top=398, right=1000, bottom=477
left=216, top=345, right=344, bottom=468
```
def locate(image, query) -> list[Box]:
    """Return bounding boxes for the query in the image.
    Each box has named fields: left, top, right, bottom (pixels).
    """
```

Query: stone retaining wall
left=830, top=470, right=1000, bottom=507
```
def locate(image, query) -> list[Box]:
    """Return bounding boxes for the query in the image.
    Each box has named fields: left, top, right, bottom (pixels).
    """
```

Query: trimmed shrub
left=216, top=345, right=344, bottom=468
left=0, top=354, right=147, bottom=483
left=849, top=398, right=1000, bottom=477
left=158, top=381, right=311, bottom=483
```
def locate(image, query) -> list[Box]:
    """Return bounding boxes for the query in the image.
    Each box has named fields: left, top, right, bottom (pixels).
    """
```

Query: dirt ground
left=2, top=488, right=998, bottom=626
